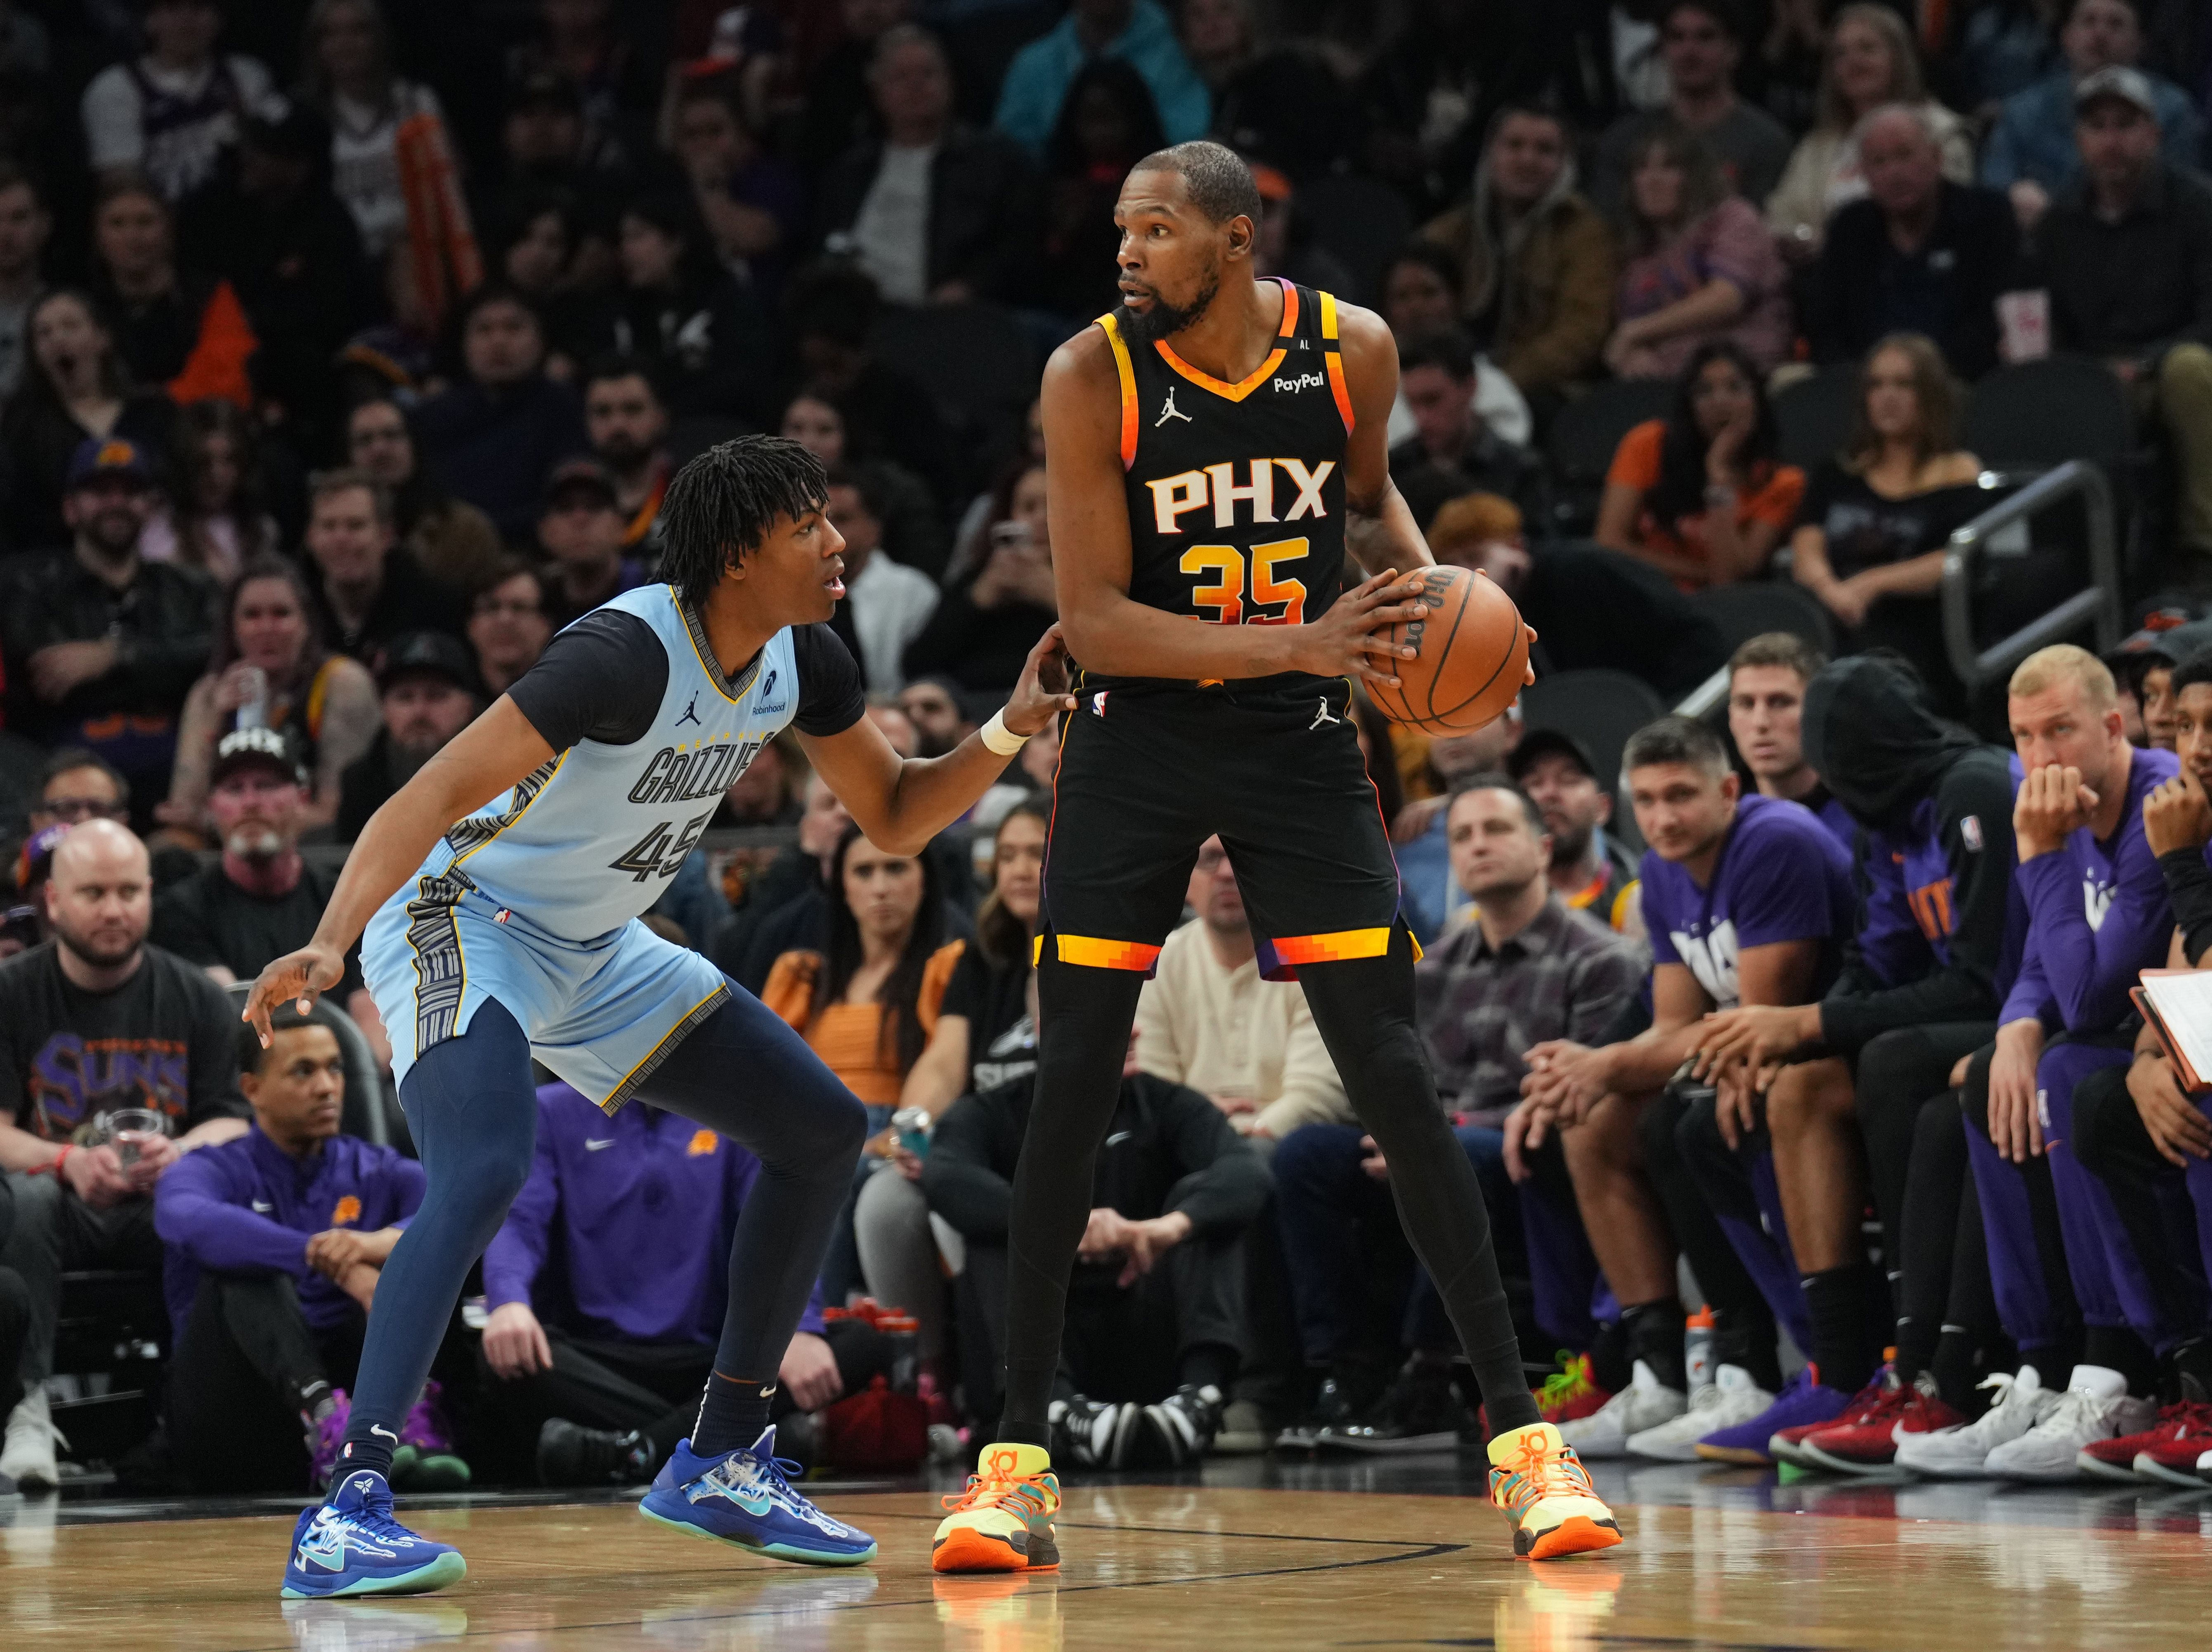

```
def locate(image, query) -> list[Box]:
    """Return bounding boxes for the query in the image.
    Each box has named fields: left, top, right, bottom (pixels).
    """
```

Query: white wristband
left=979, top=709, right=1029, bottom=756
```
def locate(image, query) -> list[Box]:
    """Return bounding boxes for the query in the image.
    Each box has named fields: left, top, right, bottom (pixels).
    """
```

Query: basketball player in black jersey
left=931, top=142, right=1622, bottom=1570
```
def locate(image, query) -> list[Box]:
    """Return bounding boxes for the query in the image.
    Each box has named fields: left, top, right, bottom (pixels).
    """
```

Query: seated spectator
left=470, top=71, right=604, bottom=246
left=159, top=556, right=379, bottom=834
left=154, top=724, right=384, bottom=1040
left=299, top=0, right=479, bottom=314
left=1608, top=121, right=1791, bottom=379
left=902, top=463, right=1057, bottom=692
left=1274, top=778, right=1639, bottom=1448
left=486, top=186, right=600, bottom=369
left=0, top=439, right=214, bottom=819
left=817, top=24, right=1038, bottom=308
left=303, top=466, right=466, bottom=669
left=154, top=1003, right=449, bottom=1493
left=24, top=749, right=132, bottom=839
left=924, top=1029, right=1267, bottom=1463
left=2016, top=66, right=2212, bottom=575
left=1247, top=162, right=1356, bottom=298
left=898, top=676, right=978, bottom=759
left=1431, top=493, right=1730, bottom=700
left=1388, top=329, right=1548, bottom=538
left=1507, top=730, right=1643, bottom=935
left=177, top=102, right=381, bottom=450
left=2109, top=645, right=2179, bottom=749
left=1766, top=5, right=1975, bottom=260
left=477, top=1077, right=884, bottom=1484
left=80, top=0, right=276, bottom=207
left=581, top=360, right=673, bottom=562
left=1681, top=653, right=2020, bottom=1467
left=0, top=820, right=248, bottom=1489
left=505, top=0, right=658, bottom=178
left=780, top=390, right=948, bottom=578
left=537, top=458, right=648, bottom=631
left=0, top=162, right=53, bottom=403
left=785, top=261, right=962, bottom=512
left=1979, top=0, right=2201, bottom=231
left=0, top=288, right=177, bottom=552
left=466, top=556, right=553, bottom=697
left=87, top=178, right=254, bottom=406
left=1724, top=632, right=1857, bottom=844
left=1596, top=341, right=1804, bottom=587
left=346, top=395, right=504, bottom=596
left=994, top=0, right=1211, bottom=159
left=591, top=189, right=770, bottom=423
left=1803, top=105, right=2019, bottom=381
left=761, top=823, right=964, bottom=1302
left=1035, top=59, right=1170, bottom=327
left=669, top=74, right=804, bottom=302
left=1181, top=0, right=1361, bottom=179
left=1378, top=244, right=1532, bottom=448
left=139, top=398, right=277, bottom=584
left=1419, top=103, right=1616, bottom=407
left=1510, top=718, right=1855, bottom=1461
left=1136, top=833, right=1351, bottom=1142
left=412, top=284, right=590, bottom=543
left=825, top=463, right=938, bottom=694
left=1394, top=723, right=1522, bottom=946
left=1789, top=333, right=1986, bottom=710
left=337, top=631, right=482, bottom=841
left=855, top=802, right=1049, bottom=1383
left=1592, top=2, right=1794, bottom=215
left=712, top=771, right=852, bottom=990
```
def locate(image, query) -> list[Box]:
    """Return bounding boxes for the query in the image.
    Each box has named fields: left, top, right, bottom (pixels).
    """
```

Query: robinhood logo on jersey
left=628, top=739, right=761, bottom=805
left=1272, top=369, right=1326, bottom=394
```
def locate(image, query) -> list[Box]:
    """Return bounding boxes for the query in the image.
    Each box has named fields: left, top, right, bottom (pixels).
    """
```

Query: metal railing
left=1669, top=458, right=2122, bottom=721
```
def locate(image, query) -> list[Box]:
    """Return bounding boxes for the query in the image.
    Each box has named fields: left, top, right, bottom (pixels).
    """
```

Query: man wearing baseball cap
left=2017, top=59, right=2212, bottom=584
left=153, top=727, right=383, bottom=1061
left=0, top=438, right=214, bottom=824
left=1508, top=730, right=1643, bottom=937
left=335, top=633, right=484, bottom=841
left=538, top=457, right=649, bottom=631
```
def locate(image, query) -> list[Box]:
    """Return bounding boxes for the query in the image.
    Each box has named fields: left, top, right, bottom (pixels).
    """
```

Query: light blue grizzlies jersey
left=410, top=585, right=796, bottom=946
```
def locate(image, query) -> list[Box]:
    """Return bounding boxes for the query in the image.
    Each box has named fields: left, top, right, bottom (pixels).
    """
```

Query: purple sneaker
left=310, top=1390, right=352, bottom=1491
left=1694, top=1367, right=1851, bottom=1465
left=389, top=1381, right=471, bottom=1492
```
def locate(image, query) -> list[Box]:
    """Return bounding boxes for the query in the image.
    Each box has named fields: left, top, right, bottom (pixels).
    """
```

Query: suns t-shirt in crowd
left=1638, top=794, right=1858, bottom=1009
left=0, top=942, right=246, bottom=1140
left=1607, top=419, right=1806, bottom=591
left=1795, top=460, right=1989, bottom=580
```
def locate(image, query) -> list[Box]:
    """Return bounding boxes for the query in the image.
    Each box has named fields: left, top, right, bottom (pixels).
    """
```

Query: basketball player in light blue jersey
left=245, top=437, right=1073, bottom=1598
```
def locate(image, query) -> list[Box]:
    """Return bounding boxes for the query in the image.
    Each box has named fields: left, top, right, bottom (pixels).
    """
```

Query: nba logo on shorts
left=1090, top=691, right=1110, bottom=716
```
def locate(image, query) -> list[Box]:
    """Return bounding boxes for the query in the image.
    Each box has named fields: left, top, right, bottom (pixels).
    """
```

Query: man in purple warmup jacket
left=477, top=1080, right=886, bottom=1487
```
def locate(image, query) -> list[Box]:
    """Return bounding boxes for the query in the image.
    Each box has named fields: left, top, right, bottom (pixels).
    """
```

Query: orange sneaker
left=931, top=1442, right=1062, bottom=1574
left=1486, top=1421, right=1623, bottom=1561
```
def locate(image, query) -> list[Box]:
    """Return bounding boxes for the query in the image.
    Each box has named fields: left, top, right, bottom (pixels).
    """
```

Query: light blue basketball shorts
left=362, top=879, right=730, bottom=1113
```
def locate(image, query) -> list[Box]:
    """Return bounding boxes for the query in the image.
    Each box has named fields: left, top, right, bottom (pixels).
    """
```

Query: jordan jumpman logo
left=676, top=695, right=702, bottom=728
left=1156, top=386, right=1192, bottom=427
left=1309, top=696, right=1342, bottom=730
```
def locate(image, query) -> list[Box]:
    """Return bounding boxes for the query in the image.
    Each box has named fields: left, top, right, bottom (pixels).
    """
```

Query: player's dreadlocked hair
left=657, top=435, right=830, bottom=601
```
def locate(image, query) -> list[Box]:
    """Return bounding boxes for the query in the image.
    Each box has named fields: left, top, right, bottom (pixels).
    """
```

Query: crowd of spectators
left=9, top=0, right=2212, bottom=1499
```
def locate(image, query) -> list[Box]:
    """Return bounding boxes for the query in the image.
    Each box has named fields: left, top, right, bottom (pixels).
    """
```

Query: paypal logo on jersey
left=1671, top=919, right=1742, bottom=1009
left=1272, top=370, right=1326, bottom=394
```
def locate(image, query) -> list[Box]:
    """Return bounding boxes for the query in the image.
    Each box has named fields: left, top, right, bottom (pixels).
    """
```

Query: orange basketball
left=1365, top=565, right=1528, bottom=735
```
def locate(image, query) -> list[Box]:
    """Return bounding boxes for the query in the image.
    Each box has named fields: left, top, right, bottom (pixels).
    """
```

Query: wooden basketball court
left=8, top=1465, right=2212, bottom=1651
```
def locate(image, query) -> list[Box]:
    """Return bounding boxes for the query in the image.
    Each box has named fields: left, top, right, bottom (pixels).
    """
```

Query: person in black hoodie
left=592, top=189, right=771, bottom=423
left=924, top=1022, right=1270, bottom=1470
left=1685, top=654, right=2021, bottom=1441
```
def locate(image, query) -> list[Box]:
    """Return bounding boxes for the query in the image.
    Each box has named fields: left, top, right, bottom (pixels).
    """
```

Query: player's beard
left=1126, top=267, right=1220, bottom=343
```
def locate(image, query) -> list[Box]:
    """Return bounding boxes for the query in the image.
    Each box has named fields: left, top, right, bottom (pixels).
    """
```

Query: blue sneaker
left=639, top=1428, right=878, bottom=1566
left=1694, top=1366, right=1852, bottom=1466
left=280, top=1469, right=467, bottom=1598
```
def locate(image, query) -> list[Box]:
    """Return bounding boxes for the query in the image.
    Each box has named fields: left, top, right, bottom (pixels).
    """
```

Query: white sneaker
left=1982, top=1365, right=2157, bottom=1482
left=1626, top=1364, right=1773, bottom=1461
left=0, top=1390, right=62, bottom=1491
left=1894, top=1366, right=2059, bottom=1479
left=1560, top=1360, right=1687, bottom=1458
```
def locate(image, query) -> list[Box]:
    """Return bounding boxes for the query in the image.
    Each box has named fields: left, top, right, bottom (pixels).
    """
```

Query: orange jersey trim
left=1156, top=340, right=1285, bottom=402
left=1317, top=291, right=1354, bottom=432
left=1270, top=927, right=1394, bottom=965
left=1098, top=312, right=1140, bottom=469
left=1053, top=934, right=1165, bottom=972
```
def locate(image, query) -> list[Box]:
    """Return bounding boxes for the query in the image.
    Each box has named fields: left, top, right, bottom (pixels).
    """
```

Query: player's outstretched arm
left=241, top=697, right=556, bottom=1044
left=1042, top=329, right=1429, bottom=685
left=800, top=625, right=1077, bottom=857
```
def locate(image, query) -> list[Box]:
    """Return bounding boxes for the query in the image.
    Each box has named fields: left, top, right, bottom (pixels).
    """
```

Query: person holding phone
left=902, top=463, right=1058, bottom=692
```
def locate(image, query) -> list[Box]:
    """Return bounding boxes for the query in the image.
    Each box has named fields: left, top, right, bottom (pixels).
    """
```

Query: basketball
left=1365, top=564, right=1529, bottom=735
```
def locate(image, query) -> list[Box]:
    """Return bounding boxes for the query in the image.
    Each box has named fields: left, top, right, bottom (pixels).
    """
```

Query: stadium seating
left=1544, top=378, right=1675, bottom=537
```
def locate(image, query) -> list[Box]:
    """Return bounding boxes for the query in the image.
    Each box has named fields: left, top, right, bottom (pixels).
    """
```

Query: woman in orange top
left=763, top=825, right=964, bottom=1302
left=1595, top=340, right=1803, bottom=591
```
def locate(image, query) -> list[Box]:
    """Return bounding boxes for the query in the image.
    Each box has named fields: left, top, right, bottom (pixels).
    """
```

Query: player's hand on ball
left=1293, top=568, right=1428, bottom=685
left=1003, top=622, right=1078, bottom=737
left=242, top=943, right=347, bottom=1045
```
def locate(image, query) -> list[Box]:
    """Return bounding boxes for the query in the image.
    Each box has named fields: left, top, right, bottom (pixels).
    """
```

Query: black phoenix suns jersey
left=1097, top=277, right=1352, bottom=685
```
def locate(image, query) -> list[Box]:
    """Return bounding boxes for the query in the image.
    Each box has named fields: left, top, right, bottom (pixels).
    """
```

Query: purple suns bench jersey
left=1639, top=793, right=1859, bottom=1009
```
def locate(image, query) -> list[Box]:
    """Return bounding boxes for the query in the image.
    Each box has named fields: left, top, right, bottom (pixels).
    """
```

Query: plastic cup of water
left=103, top=1107, right=168, bottom=1168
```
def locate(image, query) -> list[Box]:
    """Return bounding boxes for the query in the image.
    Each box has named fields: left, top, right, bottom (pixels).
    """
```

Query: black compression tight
left=999, top=931, right=1537, bottom=1446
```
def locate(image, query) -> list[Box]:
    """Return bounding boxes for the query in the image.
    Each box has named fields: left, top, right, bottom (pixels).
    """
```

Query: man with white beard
left=153, top=728, right=389, bottom=1064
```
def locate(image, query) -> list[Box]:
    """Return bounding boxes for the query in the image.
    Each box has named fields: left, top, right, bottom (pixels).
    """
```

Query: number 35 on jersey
left=1146, top=458, right=1333, bottom=627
